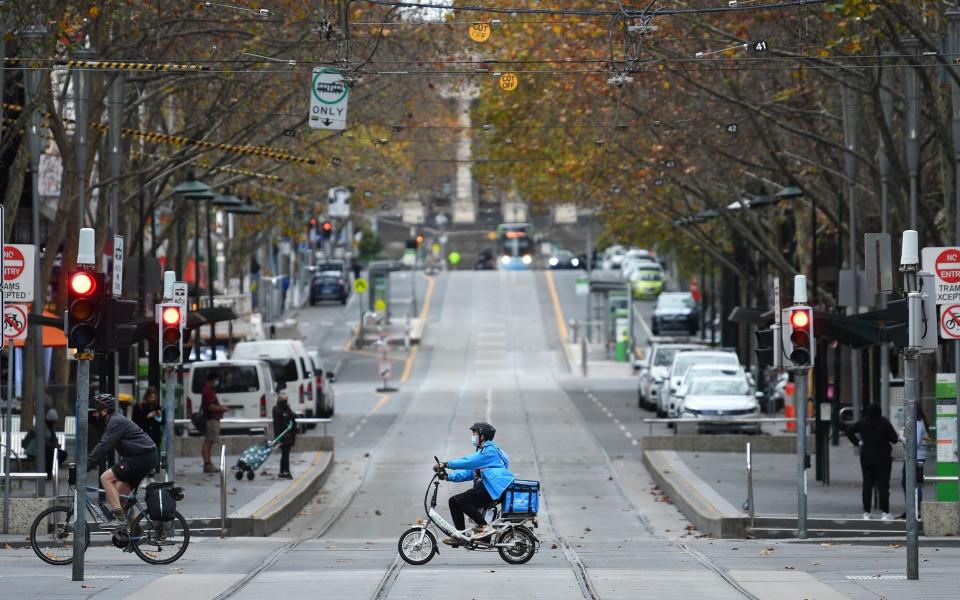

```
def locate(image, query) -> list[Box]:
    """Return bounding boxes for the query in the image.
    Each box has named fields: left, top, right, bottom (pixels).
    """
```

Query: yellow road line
left=544, top=270, right=569, bottom=341
left=400, top=345, right=418, bottom=383
left=368, top=394, right=391, bottom=415
left=399, top=274, right=436, bottom=383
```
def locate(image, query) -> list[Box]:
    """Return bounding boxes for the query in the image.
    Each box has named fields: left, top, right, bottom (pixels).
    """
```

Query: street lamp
left=174, top=172, right=214, bottom=357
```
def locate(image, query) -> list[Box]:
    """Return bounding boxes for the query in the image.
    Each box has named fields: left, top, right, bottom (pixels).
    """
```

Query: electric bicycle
left=396, top=457, right=540, bottom=566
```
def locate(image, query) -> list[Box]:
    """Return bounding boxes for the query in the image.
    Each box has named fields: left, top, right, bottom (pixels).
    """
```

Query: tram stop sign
left=354, top=278, right=368, bottom=294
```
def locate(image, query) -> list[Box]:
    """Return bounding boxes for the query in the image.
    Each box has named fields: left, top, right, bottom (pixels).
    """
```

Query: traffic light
left=95, top=298, right=139, bottom=352
left=321, top=220, right=333, bottom=239
left=754, top=327, right=780, bottom=369
left=782, top=306, right=814, bottom=368
left=158, top=303, right=183, bottom=365
left=66, top=269, right=105, bottom=351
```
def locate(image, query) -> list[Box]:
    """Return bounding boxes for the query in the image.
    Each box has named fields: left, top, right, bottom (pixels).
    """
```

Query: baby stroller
left=235, top=422, right=294, bottom=481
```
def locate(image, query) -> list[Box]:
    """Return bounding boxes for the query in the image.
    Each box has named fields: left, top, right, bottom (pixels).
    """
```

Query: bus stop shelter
left=587, top=272, right=634, bottom=362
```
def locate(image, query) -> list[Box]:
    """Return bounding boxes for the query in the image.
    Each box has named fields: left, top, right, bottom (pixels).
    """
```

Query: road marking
left=486, top=388, right=493, bottom=423
left=348, top=394, right=390, bottom=438
left=587, top=387, right=640, bottom=447
left=399, top=275, right=436, bottom=384
left=544, top=270, right=570, bottom=343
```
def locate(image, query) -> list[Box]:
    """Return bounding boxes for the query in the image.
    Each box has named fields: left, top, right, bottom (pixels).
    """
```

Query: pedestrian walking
left=201, top=371, right=229, bottom=473
left=898, top=405, right=930, bottom=520
left=845, top=402, right=899, bottom=520
left=131, top=387, right=163, bottom=449
left=271, top=392, right=297, bottom=479
left=351, top=256, right=362, bottom=282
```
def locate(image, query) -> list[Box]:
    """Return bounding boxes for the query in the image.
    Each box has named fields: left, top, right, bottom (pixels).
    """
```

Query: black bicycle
left=30, top=466, right=189, bottom=565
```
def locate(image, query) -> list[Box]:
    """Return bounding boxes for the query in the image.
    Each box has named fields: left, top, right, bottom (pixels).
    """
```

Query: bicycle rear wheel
left=30, top=506, right=90, bottom=565
left=130, top=510, right=190, bottom=564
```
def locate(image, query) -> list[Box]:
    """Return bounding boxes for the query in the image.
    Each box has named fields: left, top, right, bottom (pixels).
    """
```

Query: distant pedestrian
left=272, top=392, right=297, bottom=479
left=898, top=405, right=930, bottom=520
left=132, top=387, right=163, bottom=449
left=201, top=371, right=229, bottom=473
left=845, top=402, right=899, bottom=521
left=351, top=257, right=362, bottom=282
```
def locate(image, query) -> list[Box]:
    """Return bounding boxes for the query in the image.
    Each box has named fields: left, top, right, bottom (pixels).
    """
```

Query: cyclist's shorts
left=111, top=450, right=158, bottom=487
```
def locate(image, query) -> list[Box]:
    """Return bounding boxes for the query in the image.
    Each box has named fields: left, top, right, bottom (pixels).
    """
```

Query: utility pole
left=841, top=80, right=861, bottom=422
left=899, top=230, right=922, bottom=580
left=904, top=38, right=921, bottom=231
left=947, top=11, right=960, bottom=504
left=878, top=51, right=895, bottom=419
left=20, top=24, right=47, bottom=490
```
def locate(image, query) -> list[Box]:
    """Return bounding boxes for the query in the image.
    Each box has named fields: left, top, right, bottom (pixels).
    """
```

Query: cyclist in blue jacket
left=435, top=422, right=514, bottom=545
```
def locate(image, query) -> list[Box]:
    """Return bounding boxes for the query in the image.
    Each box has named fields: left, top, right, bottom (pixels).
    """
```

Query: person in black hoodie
left=131, top=387, right=163, bottom=450
left=845, top=402, right=899, bottom=520
left=271, top=392, right=297, bottom=479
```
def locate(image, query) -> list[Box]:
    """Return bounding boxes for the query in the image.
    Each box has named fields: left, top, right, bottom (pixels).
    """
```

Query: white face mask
left=471, top=435, right=479, bottom=447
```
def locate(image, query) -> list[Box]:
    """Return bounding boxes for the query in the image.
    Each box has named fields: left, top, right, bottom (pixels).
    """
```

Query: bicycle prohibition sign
left=940, top=304, right=960, bottom=340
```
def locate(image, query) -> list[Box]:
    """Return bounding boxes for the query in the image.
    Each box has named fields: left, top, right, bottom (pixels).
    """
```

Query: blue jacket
left=447, top=441, right=515, bottom=500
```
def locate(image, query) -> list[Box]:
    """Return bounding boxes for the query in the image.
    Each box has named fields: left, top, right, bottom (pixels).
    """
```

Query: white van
left=231, top=340, right=315, bottom=418
left=185, top=360, right=278, bottom=434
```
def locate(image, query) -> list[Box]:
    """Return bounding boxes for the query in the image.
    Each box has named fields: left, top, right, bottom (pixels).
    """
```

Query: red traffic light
left=309, top=217, right=318, bottom=226
left=162, top=306, right=181, bottom=326
left=321, top=221, right=333, bottom=233
left=70, top=271, right=96, bottom=296
left=789, top=309, right=810, bottom=329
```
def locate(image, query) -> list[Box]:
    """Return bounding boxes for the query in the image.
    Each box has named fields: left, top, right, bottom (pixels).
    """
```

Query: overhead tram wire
left=359, top=0, right=827, bottom=17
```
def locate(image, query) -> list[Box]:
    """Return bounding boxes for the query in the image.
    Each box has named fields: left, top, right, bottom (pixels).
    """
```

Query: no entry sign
left=922, top=247, right=960, bottom=304
left=2, top=244, right=35, bottom=303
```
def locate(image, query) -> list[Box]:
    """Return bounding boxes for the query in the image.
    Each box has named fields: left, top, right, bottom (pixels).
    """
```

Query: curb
left=642, top=449, right=745, bottom=538
left=227, top=450, right=334, bottom=537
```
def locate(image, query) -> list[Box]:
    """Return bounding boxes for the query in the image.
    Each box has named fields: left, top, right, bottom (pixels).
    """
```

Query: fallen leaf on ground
left=550, top=543, right=559, bottom=549
left=374, top=509, right=382, bottom=516
left=784, top=566, right=796, bottom=570
left=760, top=548, right=775, bottom=556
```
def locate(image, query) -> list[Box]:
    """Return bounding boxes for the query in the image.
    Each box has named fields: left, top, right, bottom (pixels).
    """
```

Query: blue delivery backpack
left=502, top=480, right=540, bottom=516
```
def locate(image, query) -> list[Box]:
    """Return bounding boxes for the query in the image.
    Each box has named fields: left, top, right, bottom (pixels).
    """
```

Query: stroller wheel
left=235, top=470, right=244, bottom=480
left=246, top=471, right=255, bottom=481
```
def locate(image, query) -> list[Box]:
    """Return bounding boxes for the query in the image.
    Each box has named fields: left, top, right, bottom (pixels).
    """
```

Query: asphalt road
left=3, top=270, right=959, bottom=599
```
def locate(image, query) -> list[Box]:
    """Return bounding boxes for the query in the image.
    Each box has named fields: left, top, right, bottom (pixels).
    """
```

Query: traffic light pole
left=72, top=356, right=91, bottom=582
left=900, top=231, right=920, bottom=580
left=164, top=366, right=176, bottom=481
left=794, top=369, right=808, bottom=539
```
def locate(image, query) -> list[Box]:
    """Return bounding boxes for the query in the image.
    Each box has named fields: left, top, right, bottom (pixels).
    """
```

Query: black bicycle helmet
left=91, top=393, right=117, bottom=413
left=470, top=421, right=496, bottom=441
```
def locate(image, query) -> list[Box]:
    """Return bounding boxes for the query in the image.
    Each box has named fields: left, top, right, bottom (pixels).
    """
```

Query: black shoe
left=896, top=513, right=906, bottom=520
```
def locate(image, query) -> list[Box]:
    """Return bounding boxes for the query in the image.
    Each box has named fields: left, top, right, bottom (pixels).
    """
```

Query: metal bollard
left=220, top=445, right=227, bottom=538
left=746, top=442, right=755, bottom=527
left=52, top=458, right=59, bottom=498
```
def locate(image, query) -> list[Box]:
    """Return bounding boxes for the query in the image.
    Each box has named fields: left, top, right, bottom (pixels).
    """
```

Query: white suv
left=232, top=340, right=315, bottom=418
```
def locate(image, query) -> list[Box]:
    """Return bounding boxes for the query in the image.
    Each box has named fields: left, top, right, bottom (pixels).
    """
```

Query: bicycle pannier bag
left=146, top=481, right=177, bottom=521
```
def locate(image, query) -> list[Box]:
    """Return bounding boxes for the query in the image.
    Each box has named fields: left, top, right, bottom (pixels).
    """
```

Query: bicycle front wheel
left=130, top=510, right=190, bottom=564
left=30, top=506, right=89, bottom=565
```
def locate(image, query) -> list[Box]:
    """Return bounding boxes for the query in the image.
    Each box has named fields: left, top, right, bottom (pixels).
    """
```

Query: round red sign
left=936, top=248, right=960, bottom=284
left=3, top=246, right=25, bottom=281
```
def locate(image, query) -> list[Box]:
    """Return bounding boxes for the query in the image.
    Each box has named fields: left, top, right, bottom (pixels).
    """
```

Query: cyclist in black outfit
left=88, top=394, right=158, bottom=531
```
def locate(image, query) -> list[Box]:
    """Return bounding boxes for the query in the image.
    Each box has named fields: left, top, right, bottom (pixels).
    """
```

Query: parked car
left=630, top=266, right=665, bottom=299
left=184, top=360, right=278, bottom=434
left=621, top=256, right=659, bottom=280
left=307, top=349, right=336, bottom=418
left=601, top=245, right=626, bottom=270
left=676, top=363, right=748, bottom=399
left=651, top=292, right=699, bottom=336
left=310, top=273, right=349, bottom=305
left=313, top=259, right=349, bottom=279
left=658, top=350, right=741, bottom=417
left=678, top=376, right=762, bottom=433
left=548, top=249, right=582, bottom=270
left=636, top=342, right=705, bottom=411
left=232, top=340, right=315, bottom=419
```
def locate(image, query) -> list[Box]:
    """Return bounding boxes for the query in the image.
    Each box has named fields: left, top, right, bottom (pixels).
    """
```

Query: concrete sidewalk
left=0, top=448, right=333, bottom=543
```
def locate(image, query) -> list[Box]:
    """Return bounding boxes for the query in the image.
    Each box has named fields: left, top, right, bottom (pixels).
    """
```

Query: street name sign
left=922, top=247, right=960, bottom=305
left=2, top=244, right=35, bottom=303
left=309, top=68, right=349, bottom=131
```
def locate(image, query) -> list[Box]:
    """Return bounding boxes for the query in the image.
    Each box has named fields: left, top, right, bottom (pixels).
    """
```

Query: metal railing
left=172, top=417, right=331, bottom=437
left=641, top=417, right=812, bottom=436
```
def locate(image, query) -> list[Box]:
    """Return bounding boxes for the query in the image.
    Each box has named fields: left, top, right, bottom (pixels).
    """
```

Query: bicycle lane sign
left=2, top=303, right=28, bottom=340
left=940, top=303, right=960, bottom=340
